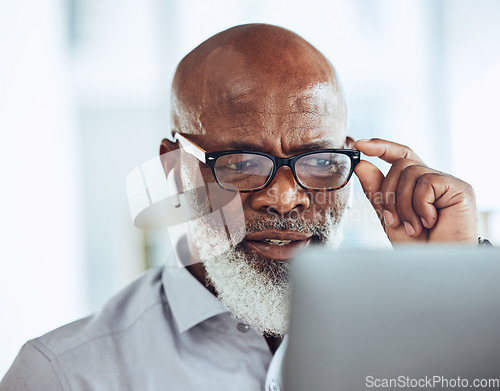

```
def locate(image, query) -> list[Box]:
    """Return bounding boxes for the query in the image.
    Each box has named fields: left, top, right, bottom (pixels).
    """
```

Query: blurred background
left=1, top=0, right=499, bottom=377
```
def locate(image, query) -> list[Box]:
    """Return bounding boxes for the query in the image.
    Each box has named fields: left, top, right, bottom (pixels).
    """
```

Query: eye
left=301, top=156, right=337, bottom=169
left=223, top=158, right=260, bottom=172
left=215, top=154, right=268, bottom=176
left=225, top=160, right=254, bottom=171
left=296, top=153, right=351, bottom=178
left=308, top=158, right=334, bottom=167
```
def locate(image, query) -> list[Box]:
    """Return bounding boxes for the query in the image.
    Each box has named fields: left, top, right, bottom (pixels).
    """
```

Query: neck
left=265, top=335, right=283, bottom=355
left=177, top=235, right=217, bottom=294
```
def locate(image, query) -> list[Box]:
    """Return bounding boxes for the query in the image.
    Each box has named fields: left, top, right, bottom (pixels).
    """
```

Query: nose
left=249, top=166, right=310, bottom=215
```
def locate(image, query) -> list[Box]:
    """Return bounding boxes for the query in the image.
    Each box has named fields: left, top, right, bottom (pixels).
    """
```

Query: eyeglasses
left=174, top=133, right=360, bottom=192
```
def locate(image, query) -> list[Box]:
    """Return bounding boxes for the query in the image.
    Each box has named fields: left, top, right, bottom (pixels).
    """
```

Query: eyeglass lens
left=213, top=152, right=352, bottom=191
left=295, top=152, right=351, bottom=190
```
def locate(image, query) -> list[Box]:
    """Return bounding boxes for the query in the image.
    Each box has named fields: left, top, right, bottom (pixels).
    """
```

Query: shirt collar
left=162, top=254, right=229, bottom=334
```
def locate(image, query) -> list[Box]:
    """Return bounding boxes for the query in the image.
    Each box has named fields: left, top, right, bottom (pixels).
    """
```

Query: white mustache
left=244, top=217, right=327, bottom=240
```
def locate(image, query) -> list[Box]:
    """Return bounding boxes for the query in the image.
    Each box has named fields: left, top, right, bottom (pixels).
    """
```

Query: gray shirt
left=0, top=263, right=278, bottom=390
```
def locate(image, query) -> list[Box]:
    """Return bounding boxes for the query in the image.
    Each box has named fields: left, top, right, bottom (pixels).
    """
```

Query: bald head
left=170, top=24, right=347, bottom=140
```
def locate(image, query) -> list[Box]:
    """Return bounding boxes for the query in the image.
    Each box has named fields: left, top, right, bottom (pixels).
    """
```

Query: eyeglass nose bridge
left=273, top=156, right=295, bottom=170
left=265, top=155, right=305, bottom=189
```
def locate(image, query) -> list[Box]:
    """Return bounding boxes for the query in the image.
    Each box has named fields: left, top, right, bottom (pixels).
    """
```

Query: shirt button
left=268, top=380, right=280, bottom=391
left=237, top=323, right=249, bottom=333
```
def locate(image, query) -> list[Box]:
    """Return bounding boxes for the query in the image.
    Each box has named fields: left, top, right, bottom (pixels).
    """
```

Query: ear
left=344, top=136, right=355, bottom=149
left=160, top=138, right=180, bottom=177
left=160, top=138, right=179, bottom=156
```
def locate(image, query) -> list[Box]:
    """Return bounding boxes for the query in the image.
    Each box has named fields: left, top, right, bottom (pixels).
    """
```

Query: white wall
left=0, top=0, right=87, bottom=376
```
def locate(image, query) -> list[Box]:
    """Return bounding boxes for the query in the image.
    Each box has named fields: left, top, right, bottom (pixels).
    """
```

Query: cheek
left=179, top=157, right=248, bottom=244
left=205, top=182, right=248, bottom=243
left=179, top=158, right=212, bottom=219
left=180, top=154, right=243, bottom=211
left=179, top=156, right=216, bottom=193
left=179, top=154, right=205, bottom=188
left=199, top=163, right=217, bottom=185
left=310, top=187, right=349, bottom=214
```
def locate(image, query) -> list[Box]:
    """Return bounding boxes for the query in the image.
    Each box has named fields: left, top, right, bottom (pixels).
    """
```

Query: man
left=1, top=24, right=477, bottom=390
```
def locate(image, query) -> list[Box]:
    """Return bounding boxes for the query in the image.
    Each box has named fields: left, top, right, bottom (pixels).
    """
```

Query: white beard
left=200, top=234, right=292, bottom=337
left=190, top=210, right=345, bottom=337
left=181, top=167, right=346, bottom=337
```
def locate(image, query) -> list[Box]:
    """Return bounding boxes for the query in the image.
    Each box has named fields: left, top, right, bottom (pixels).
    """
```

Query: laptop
left=284, top=246, right=500, bottom=391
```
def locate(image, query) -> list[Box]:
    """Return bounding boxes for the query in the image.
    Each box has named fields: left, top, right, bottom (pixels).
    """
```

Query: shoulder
left=38, top=266, right=166, bottom=356
left=1, top=267, right=170, bottom=391
left=0, top=342, right=64, bottom=391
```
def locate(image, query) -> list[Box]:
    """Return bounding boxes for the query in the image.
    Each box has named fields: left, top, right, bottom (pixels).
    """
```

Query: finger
left=354, top=160, right=385, bottom=223
left=395, top=165, right=432, bottom=236
left=380, top=159, right=425, bottom=230
left=413, top=172, right=476, bottom=243
left=355, top=159, right=428, bottom=243
left=427, top=177, right=477, bottom=243
left=354, top=138, right=425, bottom=165
left=412, top=173, right=440, bottom=230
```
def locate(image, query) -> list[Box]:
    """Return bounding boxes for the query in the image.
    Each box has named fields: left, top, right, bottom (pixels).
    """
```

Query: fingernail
left=421, top=217, right=429, bottom=228
left=357, top=139, right=370, bottom=143
left=383, top=210, right=395, bottom=226
left=404, top=222, right=416, bottom=236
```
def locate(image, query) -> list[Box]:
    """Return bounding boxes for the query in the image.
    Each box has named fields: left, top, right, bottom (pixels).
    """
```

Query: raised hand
left=353, top=138, right=477, bottom=244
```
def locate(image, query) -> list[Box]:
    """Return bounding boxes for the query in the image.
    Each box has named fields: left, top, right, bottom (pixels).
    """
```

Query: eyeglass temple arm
left=173, top=133, right=207, bottom=164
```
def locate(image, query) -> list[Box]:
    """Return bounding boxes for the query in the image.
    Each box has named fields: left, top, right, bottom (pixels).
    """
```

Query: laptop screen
left=284, top=246, right=500, bottom=391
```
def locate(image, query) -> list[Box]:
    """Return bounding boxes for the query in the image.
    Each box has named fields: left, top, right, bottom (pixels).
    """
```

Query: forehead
left=207, top=93, right=343, bottom=151
left=189, top=91, right=345, bottom=154
left=175, top=44, right=347, bottom=153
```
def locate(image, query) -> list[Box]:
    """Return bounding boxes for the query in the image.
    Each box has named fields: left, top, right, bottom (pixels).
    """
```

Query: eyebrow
left=290, top=142, right=338, bottom=153
left=222, top=141, right=267, bottom=151
left=221, top=141, right=339, bottom=153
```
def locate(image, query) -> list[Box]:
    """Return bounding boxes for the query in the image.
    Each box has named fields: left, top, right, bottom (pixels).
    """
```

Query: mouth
left=244, top=230, right=313, bottom=261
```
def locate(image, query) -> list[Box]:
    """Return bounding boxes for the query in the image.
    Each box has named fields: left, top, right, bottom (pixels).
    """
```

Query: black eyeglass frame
left=174, top=133, right=361, bottom=193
